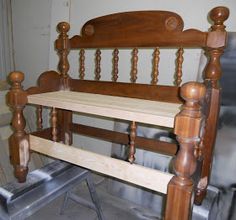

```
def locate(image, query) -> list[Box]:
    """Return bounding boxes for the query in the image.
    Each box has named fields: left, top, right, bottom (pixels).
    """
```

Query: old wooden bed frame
left=7, top=6, right=229, bottom=220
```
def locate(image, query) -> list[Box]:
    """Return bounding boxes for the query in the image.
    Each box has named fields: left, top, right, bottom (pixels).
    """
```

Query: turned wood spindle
left=131, top=48, right=138, bottom=83
left=204, top=7, right=229, bottom=88
left=165, top=82, right=206, bottom=220
left=37, top=105, right=43, bottom=131
left=56, top=22, right=70, bottom=89
left=51, top=107, right=58, bottom=142
left=152, top=47, right=160, bottom=85
left=204, top=48, right=224, bottom=88
left=8, top=71, right=29, bottom=183
left=95, top=49, right=101, bottom=81
left=128, top=121, right=137, bottom=164
left=175, top=47, right=184, bottom=86
left=112, top=48, right=119, bottom=82
left=79, top=49, right=85, bottom=80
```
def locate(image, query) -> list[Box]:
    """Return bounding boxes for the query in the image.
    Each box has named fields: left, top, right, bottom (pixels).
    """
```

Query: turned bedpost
left=195, top=6, right=229, bottom=205
left=7, top=71, right=29, bottom=183
left=56, top=22, right=72, bottom=145
left=165, top=82, right=206, bottom=220
left=57, top=22, right=70, bottom=85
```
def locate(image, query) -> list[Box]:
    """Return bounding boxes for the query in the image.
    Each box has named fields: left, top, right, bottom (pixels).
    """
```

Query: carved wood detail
left=51, top=107, right=58, bottom=142
left=131, top=48, right=138, bottom=83
left=37, top=105, right=43, bottom=131
left=95, top=49, right=101, bottom=80
left=152, top=47, right=160, bottom=85
left=56, top=22, right=70, bottom=89
left=175, top=47, right=184, bottom=86
left=128, top=121, right=137, bottom=163
left=112, top=48, right=119, bottom=82
left=79, top=49, right=85, bottom=79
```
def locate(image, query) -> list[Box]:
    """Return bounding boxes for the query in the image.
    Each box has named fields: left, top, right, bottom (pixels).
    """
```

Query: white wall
left=11, top=0, right=52, bottom=87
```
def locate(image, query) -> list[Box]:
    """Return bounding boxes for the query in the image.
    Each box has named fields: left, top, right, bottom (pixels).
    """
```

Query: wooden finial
left=9, top=71, right=24, bottom=89
left=57, top=22, right=70, bottom=34
left=209, top=6, right=229, bottom=31
left=181, top=82, right=206, bottom=105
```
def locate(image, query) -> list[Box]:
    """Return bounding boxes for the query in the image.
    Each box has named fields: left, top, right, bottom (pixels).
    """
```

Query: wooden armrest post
left=56, top=22, right=72, bottom=145
left=195, top=6, right=229, bottom=205
left=7, top=72, right=29, bottom=183
left=165, top=82, right=206, bottom=220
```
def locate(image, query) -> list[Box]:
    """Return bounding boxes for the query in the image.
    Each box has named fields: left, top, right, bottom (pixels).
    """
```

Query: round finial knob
left=57, top=22, right=70, bottom=33
left=9, top=71, right=24, bottom=84
left=181, top=82, right=206, bottom=102
left=210, top=6, right=229, bottom=25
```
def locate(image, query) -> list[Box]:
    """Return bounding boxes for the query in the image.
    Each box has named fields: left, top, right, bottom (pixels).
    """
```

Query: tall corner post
left=195, top=6, right=229, bottom=205
left=7, top=72, right=29, bottom=183
left=55, top=22, right=72, bottom=145
left=165, top=82, right=206, bottom=220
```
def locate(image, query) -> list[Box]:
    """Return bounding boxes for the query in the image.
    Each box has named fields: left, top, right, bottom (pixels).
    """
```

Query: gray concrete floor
left=26, top=180, right=161, bottom=220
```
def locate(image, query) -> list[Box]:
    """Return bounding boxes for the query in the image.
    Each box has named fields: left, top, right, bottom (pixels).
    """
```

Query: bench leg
left=165, top=82, right=206, bottom=219
left=8, top=72, right=29, bottom=183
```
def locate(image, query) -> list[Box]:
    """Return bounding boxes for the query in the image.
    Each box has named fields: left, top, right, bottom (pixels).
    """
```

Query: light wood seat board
left=27, top=91, right=181, bottom=128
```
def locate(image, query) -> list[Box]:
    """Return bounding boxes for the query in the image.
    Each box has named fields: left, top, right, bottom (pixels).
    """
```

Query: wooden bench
left=7, top=6, right=229, bottom=219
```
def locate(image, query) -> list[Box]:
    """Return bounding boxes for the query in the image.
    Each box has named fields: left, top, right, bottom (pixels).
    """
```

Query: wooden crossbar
left=30, top=135, right=173, bottom=194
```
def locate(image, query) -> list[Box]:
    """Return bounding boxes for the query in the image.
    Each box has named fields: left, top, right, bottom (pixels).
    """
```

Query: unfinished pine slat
left=27, top=91, right=181, bottom=128
left=30, top=135, right=173, bottom=194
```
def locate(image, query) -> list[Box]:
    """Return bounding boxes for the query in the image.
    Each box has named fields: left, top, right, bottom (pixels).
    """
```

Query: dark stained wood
left=57, top=109, right=72, bottom=145
left=128, top=121, right=137, bottom=163
left=31, top=128, right=53, bottom=141
left=7, top=71, right=29, bottom=183
left=175, top=48, right=184, bottom=86
left=95, top=49, right=101, bottom=80
left=194, top=7, right=229, bottom=205
left=51, top=107, right=58, bottom=142
left=26, top=71, right=61, bottom=95
left=56, top=22, right=70, bottom=89
left=165, top=82, right=206, bottom=220
left=195, top=88, right=220, bottom=205
left=69, top=79, right=183, bottom=103
left=79, top=49, right=85, bottom=79
left=37, top=105, right=43, bottom=131
left=112, top=48, right=119, bottom=82
left=152, top=47, right=160, bottom=85
left=62, top=11, right=210, bottom=48
left=71, top=123, right=177, bottom=156
left=131, top=48, right=138, bottom=83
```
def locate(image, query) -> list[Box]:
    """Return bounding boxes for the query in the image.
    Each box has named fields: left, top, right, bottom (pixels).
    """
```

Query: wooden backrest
left=54, top=7, right=228, bottom=103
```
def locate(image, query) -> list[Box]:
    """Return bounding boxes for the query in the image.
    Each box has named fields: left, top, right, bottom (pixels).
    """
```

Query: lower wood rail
left=29, top=135, right=173, bottom=194
left=71, top=123, right=177, bottom=156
